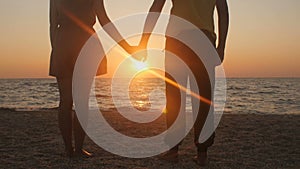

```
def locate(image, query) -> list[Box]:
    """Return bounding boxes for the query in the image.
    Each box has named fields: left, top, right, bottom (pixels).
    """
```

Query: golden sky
left=0, top=0, right=299, bottom=78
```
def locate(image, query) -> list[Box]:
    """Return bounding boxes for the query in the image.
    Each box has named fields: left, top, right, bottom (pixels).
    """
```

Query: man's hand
left=132, top=39, right=148, bottom=61
left=119, top=39, right=147, bottom=61
left=125, top=45, right=147, bottom=62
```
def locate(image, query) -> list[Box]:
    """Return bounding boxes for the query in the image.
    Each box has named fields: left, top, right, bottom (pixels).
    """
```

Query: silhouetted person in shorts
left=136, top=0, right=229, bottom=166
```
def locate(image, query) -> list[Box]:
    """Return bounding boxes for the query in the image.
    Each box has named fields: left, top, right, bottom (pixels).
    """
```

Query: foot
left=74, top=149, right=93, bottom=158
left=160, top=149, right=179, bottom=163
left=193, top=151, right=208, bottom=166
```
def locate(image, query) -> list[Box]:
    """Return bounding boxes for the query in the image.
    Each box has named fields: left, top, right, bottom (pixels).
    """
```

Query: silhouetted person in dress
left=136, top=0, right=229, bottom=166
left=49, top=0, right=135, bottom=157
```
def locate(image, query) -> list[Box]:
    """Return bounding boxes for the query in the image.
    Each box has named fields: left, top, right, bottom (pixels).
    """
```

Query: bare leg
left=74, top=114, right=92, bottom=157
left=190, top=30, right=216, bottom=166
left=57, top=77, right=74, bottom=157
left=164, top=34, right=216, bottom=166
left=73, top=77, right=93, bottom=157
left=161, top=37, right=189, bottom=162
left=74, top=113, right=85, bottom=152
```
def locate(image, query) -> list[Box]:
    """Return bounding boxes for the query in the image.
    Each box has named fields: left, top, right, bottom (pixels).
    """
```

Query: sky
left=0, top=0, right=299, bottom=78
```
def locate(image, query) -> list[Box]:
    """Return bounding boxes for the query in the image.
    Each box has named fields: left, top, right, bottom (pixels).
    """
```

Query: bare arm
left=50, top=0, right=58, bottom=49
left=216, top=0, right=229, bottom=62
left=139, top=0, right=166, bottom=48
left=94, top=0, right=132, bottom=53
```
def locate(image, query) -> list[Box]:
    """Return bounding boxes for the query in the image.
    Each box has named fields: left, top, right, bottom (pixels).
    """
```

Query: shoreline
left=1, top=107, right=299, bottom=116
left=1, top=109, right=299, bottom=168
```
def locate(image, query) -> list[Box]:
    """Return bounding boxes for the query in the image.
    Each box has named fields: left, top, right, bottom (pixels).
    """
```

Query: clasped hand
left=121, top=40, right=148, bottom=62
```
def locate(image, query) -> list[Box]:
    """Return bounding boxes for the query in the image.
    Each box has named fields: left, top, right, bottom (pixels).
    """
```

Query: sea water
left=0, top=78, right=299, bottom=114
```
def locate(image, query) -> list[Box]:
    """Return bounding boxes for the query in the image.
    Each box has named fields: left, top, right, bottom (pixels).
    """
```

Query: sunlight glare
left=131, top=59, right=148, bottom=71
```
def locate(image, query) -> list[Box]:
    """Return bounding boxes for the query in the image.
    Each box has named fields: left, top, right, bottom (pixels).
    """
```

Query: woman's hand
left=124, top=44, right=147, bottom=62
left=130, top=36, right=149, bottom=61
left=131, top=46, right=148, bottom=62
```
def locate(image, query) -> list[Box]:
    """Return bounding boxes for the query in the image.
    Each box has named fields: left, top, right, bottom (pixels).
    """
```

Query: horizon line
left=0, top=76, right=300, bottom=80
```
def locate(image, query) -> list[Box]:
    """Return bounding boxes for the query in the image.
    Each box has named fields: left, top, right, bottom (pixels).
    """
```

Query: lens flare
left=132, top=59, right=148, bottom=71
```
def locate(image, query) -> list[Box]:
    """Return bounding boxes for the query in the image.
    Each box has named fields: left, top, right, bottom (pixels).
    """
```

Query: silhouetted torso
left=171, top=0, right=216, bottom=36
left=55, top=0, right=96, bottom=28
left=49, top=0, right=106, bottom=77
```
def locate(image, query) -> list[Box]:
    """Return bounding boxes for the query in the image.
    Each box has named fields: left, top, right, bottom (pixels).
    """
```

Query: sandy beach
left=1, top=109, right=299, bottom=169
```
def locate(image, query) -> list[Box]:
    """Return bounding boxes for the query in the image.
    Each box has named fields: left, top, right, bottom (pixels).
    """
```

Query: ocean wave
left=1, top=78, right=299, bottom=115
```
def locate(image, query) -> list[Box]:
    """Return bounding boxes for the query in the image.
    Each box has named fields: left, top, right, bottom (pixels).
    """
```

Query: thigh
left=165, top=37, right=189, bottom=106
left=165, top=37, right=189, bottom=81
left=165, top=37, right=189, bottom=127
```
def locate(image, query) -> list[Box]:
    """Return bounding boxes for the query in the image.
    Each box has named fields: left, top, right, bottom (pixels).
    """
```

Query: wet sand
left=0, top=109, right=299, bottom=169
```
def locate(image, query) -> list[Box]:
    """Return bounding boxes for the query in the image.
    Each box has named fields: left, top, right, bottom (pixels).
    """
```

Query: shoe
left=160, top=149, right=179, bottom=163
left=74, top=149, right=93, bottom=158
left=193, top=151, right=208, bottom=166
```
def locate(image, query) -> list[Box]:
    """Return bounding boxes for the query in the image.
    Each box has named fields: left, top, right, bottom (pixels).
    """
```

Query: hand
left=131, top=39, right=148, bottom=61
left=216, top=46, right=225, bottom=64
left=119, top=39, right=148, bottom=61
left=130, top=46, right=147, bottom=62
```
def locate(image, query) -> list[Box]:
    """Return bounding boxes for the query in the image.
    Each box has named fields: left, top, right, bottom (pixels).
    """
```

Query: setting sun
left=132, top=59, right=148, bottom=71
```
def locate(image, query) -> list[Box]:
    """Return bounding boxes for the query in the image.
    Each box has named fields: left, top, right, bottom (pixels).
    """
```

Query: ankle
left=197, top=151, right=207, bottom=157
left=197, top=147, right=208, bottom=153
